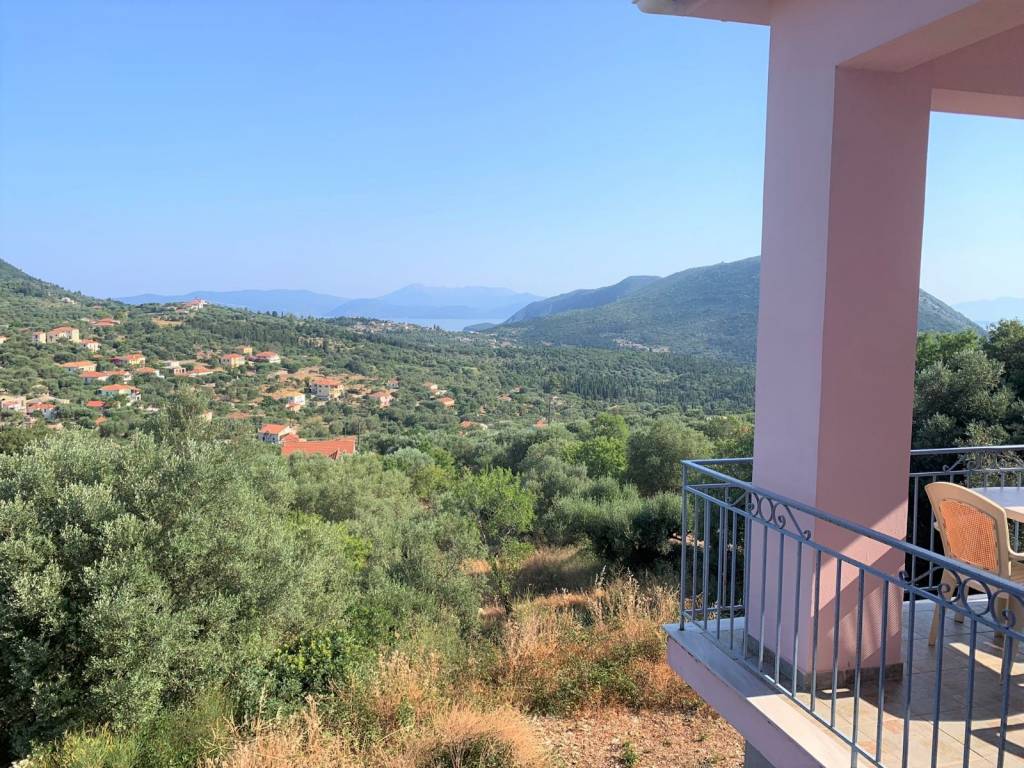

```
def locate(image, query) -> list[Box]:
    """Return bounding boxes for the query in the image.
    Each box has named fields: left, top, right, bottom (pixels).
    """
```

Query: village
left=0, top=297, right=505, bottom=458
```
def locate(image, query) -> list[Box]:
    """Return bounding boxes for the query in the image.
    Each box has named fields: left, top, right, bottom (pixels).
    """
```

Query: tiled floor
left=700, top=599, right=1024, bottom=767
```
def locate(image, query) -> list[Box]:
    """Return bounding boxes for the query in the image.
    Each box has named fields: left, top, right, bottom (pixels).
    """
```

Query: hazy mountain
left=953, top=297, right=1024, bottom=328
left=118, top=289, right=348, bottom=316
left=332, top=285, right=544, bottom=321
left=505, top=275, right=660, bottom=323
left=496, top=257, right=979, bottom=361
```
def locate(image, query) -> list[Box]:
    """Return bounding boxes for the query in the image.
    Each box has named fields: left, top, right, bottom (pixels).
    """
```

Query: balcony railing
left=680, top=445, right=1024, bottom=768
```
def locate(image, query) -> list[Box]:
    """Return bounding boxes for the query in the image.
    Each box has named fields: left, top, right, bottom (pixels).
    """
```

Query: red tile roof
left=86, top=400, right=106, bottom=408
left=259, top=423, right=290, bottom=435
left=281, top=437, right=357, bottom=459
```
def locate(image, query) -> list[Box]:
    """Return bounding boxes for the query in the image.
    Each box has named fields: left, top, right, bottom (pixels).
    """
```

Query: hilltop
left=493, top=257, right=979, bottom=361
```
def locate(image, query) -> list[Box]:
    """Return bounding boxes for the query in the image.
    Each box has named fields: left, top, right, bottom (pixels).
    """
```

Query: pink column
left=749, top=21, right=934, bottom=678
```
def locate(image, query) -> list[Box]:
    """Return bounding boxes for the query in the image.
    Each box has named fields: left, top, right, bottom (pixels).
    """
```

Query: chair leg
left=930, top=571, right=955, bottom=647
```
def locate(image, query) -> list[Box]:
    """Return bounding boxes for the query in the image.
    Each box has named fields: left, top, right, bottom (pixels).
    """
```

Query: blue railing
left=680, top=445, right=1024, bottom=768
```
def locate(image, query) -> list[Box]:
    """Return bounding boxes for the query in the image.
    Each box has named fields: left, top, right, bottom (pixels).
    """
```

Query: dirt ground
left=532, top=708, right=744, bottom=768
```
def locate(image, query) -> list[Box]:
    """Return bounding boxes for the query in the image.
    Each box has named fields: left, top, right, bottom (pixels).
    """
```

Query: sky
left=0, top=0, right=1020, bottom=303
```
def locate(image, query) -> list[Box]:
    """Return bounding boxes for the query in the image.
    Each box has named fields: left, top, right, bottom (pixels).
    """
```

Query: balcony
left=672, top=446, right=1024, bottom=768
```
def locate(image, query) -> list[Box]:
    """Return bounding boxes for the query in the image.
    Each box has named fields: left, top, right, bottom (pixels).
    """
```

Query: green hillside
left=498, top=257, right=979, bottom=361
left=506, top=275, right=660, bottom=323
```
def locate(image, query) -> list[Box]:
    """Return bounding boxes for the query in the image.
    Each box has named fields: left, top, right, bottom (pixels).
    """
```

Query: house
left=189, top=365, right=215, bottom=377
left=257, top=423, right=297, bottom=445
left=29, top=330, right=47, bottom=344
left=90, top=317, right=118, bottom=328
left=46, top=326, right=80, bottom=343
left=251, top=351, right=281, bottom=365
left=238, top=345, right=253, bottom=355
left=437, top=396, right=455, bottom=408
left=85, top=400, right=105, bottom=409
left=27, top=402, right=58, bottom=420
left=0, top=395, right=26, bottom=412
left=80, top=338, right=101, bottom=352
left=97, top=384, right=140, bottom=402
left=133, top=367, right=163, bottom=378
left=633, top=2, right=1024, bottom=766
left=0, top=335, right=7, bottom=345
left=424, top=381, right=439, bottom=393
left=180, top=298, right=207, bottom=311
left=459, top=420, right=488, bottom=430
left=61, top=360, right=98, bottom=374
left=309, top=377, right=344, bottom=400
left=272, top=389, right=306, bottom=407
left=112, top=353, right=146, bottom=367
left=533, top=417, right=547, bottom=429
left=220, top=352, right=247, bottom=368
left=367, top=390, right=393, bottom=408
left=80, top=371, right=114, bottom=383
left=280, top=436, right=357, bottom=459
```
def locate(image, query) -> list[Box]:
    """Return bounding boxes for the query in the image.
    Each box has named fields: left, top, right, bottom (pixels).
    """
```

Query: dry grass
left=399, top=707, right=547, bottom=768
left=510, top=547, right=603, bottom=597
left=206, top=700, right=361, bottom=768
left=207, top=573, right=713, bottom=768
left=495, top=574, right=695, bottom=714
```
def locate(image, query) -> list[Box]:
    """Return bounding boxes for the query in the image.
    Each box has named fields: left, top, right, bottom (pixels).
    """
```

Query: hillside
left=505, top=275, right=660, bottom=323
left=119, top=289, right=348, bottom=317
left=496, top=257, right=979, bottom=361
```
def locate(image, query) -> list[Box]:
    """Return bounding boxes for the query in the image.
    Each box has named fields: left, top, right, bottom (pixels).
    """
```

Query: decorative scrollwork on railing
left=747, top=491, right=812, bottom=540
left=901, top=563, right=1024, bottom=633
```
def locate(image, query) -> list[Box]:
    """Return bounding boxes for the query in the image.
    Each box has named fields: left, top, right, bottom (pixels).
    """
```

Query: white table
left=974, top=486, right=1024, bottom=522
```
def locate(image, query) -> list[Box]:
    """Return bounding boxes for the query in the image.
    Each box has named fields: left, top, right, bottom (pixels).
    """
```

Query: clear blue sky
left=0, top=1, right=1020, bottom=302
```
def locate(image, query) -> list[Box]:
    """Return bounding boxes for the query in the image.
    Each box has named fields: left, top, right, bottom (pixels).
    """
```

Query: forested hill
left=494, top=257, right=980, bottom=361
left=506, top=275, right=660, bottom=323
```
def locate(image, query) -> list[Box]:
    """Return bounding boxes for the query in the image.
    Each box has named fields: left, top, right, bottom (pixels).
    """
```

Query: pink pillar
left=749, top=29, right=934, bottom=676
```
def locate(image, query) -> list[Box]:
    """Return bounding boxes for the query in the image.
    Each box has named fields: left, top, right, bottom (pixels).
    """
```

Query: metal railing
left=680, top=446, right=1024, bottom=768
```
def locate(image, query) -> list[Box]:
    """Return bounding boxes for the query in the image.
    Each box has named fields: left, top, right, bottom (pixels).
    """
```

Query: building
left=257, top=423, right=297, bottom=445
left=90, top=317, right=119, bottom=328
left=85, top=400, right=105, bottom=409
left=60, top=361, right=98, bottom=374
left=0, top=335, right=8, bottom=345
left=180, top=298, right=208, bottom=311
left=238, top=345, right=253, bottom=355
left=424, top=381, right=439, bottom=393
left=280, top=436, right=357, bottom=459
left=0, top=395, right=26, bottom=413
left=251, top=351, right=281, bottom=365
left=633, top=2, right=1024, bottom=766
left=367, top=390, right=393, bottom=408
left=189, top=365, right=215, bottom=377
left=46, top=326, right=80, bottom=344
left=29, top=330, right=47, bottom=345
left=220, top=352, right=247, bottom=368
left=27, top=402, right=58, bottom=420
left=112, top=353, right=146, bottom=367
left=97, top=384, right=140, bottom=402
left=309, top=377, right=344, bottom=400
left=133, top=367, right=163, bottom=378
left=80, top=338, right=101, bottom=352
left=437, top=396, right=455, bottom=408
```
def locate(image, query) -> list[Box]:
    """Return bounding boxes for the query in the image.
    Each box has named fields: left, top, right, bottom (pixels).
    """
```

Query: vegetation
left=0, top=257, right=1020, bottom=767
left=494, top=257, right=979, bottom=361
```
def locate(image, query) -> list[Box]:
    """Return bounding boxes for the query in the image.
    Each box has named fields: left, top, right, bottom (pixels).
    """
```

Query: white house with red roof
left=367, top=390, right=394, bottom=408
left=61, top=360, right=98, bottom=374
left=97, top=384, right=140, bottom=402
left=251, top=351, right=281, bottom=365
left=46, top=326, right=80, bottom=344
left=80, top=338, right=101, bottom=352
left=27, top=402, right=58, bottom=421
left=258, top=423, right=297, bottom=445
left=220, top=352, right=247, bottom=368
left=309, top=377, right=344, bottom=400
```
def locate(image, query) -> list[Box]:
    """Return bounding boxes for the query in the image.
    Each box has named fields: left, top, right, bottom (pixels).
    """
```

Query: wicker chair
left=924, top=482, right=1024, bottom=646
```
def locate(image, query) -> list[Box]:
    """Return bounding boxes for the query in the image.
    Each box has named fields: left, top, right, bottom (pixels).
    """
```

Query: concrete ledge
left=665, top=624, right=851, bottom=768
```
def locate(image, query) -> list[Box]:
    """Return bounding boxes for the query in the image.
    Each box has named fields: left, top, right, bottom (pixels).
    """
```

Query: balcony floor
left=697, top=599, right=1024, bottom=767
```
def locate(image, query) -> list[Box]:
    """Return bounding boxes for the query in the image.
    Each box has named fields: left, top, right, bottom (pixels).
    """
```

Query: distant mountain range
left=953, top=297, right=1024, bottom=328
left=120, top=285, right=544, bottom=323
left=486, top=257, right=980, bottom=362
